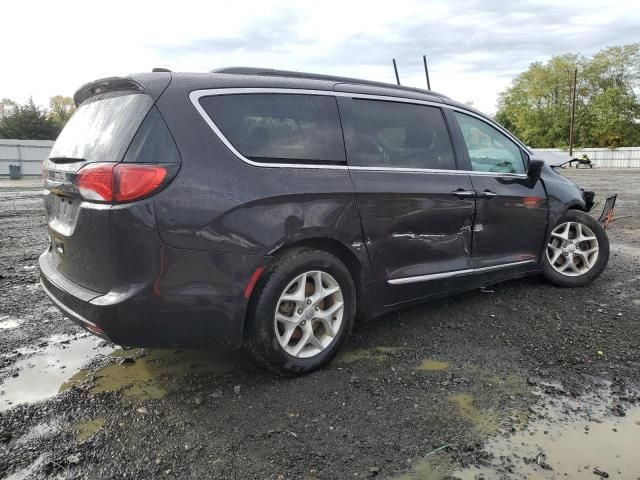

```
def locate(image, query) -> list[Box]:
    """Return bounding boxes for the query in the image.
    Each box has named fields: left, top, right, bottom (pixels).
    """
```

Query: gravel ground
left=0, top=169, right=639, bottom=479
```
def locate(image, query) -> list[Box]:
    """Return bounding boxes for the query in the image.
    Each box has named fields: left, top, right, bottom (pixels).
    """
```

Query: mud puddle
left=63, top=348, right=246, bottom=401
left=395, top=387, right=640, bottom=480
left=455, top=405, right=640, bottom=479
left=0, top=334, right=112, bottom=411
left=334, top=346, right=405, bottom=365
left=0, top=316, right=22, bottom=330
left=69, top=416, right=106, bottom=443
left=418, top=359, right=450, bottom=371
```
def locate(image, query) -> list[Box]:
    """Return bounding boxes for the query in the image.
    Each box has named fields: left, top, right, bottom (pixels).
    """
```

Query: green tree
left=0, top=98, right=61, bottom=140
left=496, top=43, right=640, bottom=148
left=48, top=95, right=76, bottom=129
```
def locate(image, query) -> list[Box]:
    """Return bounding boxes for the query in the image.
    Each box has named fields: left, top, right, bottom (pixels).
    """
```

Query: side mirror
left=528, top=159, right=544, bottom=178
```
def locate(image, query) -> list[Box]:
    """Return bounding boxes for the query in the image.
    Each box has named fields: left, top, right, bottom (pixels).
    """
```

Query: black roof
left=213, top=67, right=450, bottom=100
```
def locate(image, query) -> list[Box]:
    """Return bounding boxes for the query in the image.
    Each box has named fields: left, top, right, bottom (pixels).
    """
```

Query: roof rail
left=212, top=67, right=449, bottom=99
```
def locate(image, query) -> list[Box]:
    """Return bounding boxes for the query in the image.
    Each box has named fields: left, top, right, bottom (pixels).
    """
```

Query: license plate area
left=47, top=193, right=82, bottom=239
left=54, top=195, right=79, bottom=224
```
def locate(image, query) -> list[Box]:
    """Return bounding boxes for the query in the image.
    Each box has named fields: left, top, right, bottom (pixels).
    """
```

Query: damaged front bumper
left=581, top=190, right=617, bottom=229
left=597, top=194, right=617, bottom=229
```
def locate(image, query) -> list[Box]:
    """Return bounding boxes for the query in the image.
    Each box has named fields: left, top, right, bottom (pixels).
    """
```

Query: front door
left=337, top=97, right=476, bottom=304
left=451, top=111, right=548, bottom=270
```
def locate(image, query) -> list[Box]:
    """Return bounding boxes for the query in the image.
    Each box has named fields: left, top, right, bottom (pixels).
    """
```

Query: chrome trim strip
left=40, top=281, right=99, bottom=327
left=189, top=87, right=530, bottom=176
left=346, top=165, right=527, bottom=178
left=387, top=259, right=537, bottom=285
left=190, top=89, right=347, bottom=171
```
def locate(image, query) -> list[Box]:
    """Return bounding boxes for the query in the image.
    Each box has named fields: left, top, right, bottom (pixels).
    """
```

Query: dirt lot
left=1, top=169, right=639, bottom=479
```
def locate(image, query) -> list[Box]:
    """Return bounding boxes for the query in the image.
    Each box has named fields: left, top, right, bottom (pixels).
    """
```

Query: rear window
left=340, top=99, right=456, bottom=170
left=199, top=94, right=345, bottom=164
left=50, top=91, right=153, bottom=163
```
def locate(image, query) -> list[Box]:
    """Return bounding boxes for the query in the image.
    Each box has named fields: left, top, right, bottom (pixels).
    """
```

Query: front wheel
left=245, top=248, right=356, bottom=376
left=542, top=210, right=609, bottom=287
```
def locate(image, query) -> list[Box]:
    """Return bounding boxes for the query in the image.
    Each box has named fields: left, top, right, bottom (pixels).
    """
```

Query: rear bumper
left=40, top=276, right=108, bottom=339
left=39, top=247, right=268, bottom=349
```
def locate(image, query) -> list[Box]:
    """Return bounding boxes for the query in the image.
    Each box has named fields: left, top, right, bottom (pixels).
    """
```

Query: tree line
left=496, top=43, right=640, bottom=149
left=0, top=96, right=75, bottom=140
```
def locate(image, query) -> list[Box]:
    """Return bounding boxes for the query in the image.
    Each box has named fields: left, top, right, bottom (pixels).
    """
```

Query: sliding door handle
left=452, top=190, right=475, bottom=198
left=477, top=190, right=498, bottom=199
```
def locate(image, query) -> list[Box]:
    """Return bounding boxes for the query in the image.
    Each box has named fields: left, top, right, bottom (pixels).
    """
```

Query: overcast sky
left=2, top=0, right=638, bottom=114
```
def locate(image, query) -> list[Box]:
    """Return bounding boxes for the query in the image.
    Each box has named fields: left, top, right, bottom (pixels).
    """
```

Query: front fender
left=541, top=164, right=587, bottom=228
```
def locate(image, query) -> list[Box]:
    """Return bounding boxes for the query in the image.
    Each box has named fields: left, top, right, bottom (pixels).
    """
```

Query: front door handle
left=477, top=190, right=498, bottom=199
left=452, top=190, right=475, bottom=198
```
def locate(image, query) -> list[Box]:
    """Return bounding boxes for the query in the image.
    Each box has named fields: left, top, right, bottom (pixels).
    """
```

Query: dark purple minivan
left=40, top=68, right=610, bottom=375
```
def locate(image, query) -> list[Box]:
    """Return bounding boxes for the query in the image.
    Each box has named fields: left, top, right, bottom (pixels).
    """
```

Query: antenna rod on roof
left=392, top=59, right=401, bottom=85
left=423, top=55, right=431, bottom=90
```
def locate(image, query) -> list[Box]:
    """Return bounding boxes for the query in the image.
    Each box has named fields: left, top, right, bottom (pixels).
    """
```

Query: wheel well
left=565, top=204, right=588, bottom=215
left=273, top=237, right=364, bottom=288
left=257, top=237, right=367, bottom=322
left=567, top=204, right=587, bottom=211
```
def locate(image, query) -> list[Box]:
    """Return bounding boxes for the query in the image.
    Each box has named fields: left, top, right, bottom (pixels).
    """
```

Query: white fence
left=0, top=140, right=54, bottom=176
left=533, top=147, right=640, bottom=168
left=1, top=140, right=639, bottom=174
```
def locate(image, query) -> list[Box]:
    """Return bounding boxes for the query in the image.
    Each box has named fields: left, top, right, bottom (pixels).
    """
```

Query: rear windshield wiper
left=49, top=157, right=87, bottom=164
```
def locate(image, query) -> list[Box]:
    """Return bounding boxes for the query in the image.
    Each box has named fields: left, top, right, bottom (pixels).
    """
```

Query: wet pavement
left=62, top=348, right=247, bottom=402
left=0, top=169, right=639, bottom=479
left=396, top=388, right=640, bottom=479
left=0, top=334, right=111, bottom=412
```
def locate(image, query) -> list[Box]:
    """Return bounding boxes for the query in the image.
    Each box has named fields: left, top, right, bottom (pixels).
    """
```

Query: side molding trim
left=387, top=259, right=538, bottom=285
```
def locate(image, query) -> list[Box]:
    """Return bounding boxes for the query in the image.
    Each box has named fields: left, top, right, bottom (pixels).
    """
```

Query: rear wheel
left=245, top=248, right=356, bottom=376
left=542, top=210, right=609, bottom=287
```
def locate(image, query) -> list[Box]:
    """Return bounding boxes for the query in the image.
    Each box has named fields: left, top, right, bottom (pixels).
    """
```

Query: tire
left=244, top=247, right=356, bottom=376
left=542, top=209, right=609, bottom=287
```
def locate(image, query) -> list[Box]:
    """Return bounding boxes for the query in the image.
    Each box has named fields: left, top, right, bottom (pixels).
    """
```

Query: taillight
left=76, top=163, right=115, bottom=201
left=75, top=163, right=168, bottom=203
left=114, top=165, right=167, bottom=202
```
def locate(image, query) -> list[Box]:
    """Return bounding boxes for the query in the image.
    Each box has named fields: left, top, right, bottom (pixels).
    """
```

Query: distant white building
left=0, top=139, right=54, bottom=176
left=1, top=139, right=639, bottom=175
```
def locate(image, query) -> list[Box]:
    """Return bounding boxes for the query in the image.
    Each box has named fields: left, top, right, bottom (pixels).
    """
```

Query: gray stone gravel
left=0, top=169, right=639, bottom=479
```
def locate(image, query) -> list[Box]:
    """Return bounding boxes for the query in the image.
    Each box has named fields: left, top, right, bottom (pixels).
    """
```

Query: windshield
left=50, top=91, right=153, bottom=163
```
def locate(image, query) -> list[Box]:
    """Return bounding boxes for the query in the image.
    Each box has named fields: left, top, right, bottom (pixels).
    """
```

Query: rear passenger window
left=339, top=99, right=456, bottom=170
left=199, top=94, right=345, bottom=164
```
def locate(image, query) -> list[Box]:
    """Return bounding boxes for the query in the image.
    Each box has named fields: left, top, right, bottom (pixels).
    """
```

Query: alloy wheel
left=547, top=221, right=599, bottom=277
left=273, top=270, right=344, bottom=358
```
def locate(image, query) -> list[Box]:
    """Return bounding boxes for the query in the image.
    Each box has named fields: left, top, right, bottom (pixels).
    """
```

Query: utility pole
left=423, top=55, right=431, bottom=90
left=392, top=59, right=401, bottom=85
left=569, top=68, right=577, bottom=157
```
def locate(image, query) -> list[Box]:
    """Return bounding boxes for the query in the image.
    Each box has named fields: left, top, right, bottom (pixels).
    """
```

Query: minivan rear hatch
left=43, top=87, right=155, bottom=293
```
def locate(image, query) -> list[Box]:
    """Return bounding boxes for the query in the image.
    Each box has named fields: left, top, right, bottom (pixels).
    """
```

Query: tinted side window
left=340, top=99, right=456, bottom=170
left=200, top=94, right=345, bottom=164
left=454, top=112, right=525, bottom=174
